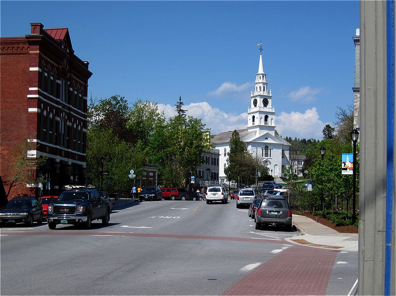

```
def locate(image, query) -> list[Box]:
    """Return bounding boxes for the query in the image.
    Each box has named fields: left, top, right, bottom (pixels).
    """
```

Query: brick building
left=0, top=23, right=92, bottom=198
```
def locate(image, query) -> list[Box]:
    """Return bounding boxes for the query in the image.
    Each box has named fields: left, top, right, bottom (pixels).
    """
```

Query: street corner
left=285, top=234, right=358, bottom=252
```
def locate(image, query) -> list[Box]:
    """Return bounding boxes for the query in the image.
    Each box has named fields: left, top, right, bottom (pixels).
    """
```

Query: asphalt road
left=0, top=199, right=358, bottom=295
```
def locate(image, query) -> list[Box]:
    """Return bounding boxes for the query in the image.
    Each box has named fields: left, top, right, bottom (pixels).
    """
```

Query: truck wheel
left=37, top=214, right=43, bottom=225
left=102, top=210, right=110, bottom=225
left=181, top=196, right=186, bottom=201
left=26, top=215, right=33, bottom=226
left=85, top=215, right=92, bottom=229
left=170, top=195, right=175, bottom=200
left=48, top=222, right=56, bottom=230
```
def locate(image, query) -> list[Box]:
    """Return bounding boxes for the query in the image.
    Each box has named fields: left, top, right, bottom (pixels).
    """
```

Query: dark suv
left=47, top=188, right=111, bottom=229
left=255, top=197, right=292, bottom=231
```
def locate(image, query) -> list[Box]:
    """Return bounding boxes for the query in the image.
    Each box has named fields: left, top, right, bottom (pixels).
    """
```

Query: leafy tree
left=88, top=95, right=133, bottom=143
left=334, top=106, right=354, bottom=143
left=126, top=99, right=166, bottom=146
left=86, top=127, right=146, bottom=193
left=323, top=124, right=335, bottom=139
left=2, top=137, right=46, bottom=199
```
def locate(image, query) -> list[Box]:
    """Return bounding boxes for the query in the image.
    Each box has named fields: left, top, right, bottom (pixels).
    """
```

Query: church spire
left=257, top=43, right=264, bottom=74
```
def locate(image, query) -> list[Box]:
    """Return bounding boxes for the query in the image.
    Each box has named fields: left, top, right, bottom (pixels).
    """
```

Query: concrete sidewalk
left=288, top=214, right=358, bottom=252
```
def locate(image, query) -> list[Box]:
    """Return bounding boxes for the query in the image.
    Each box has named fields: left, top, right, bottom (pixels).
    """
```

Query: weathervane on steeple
left=257, top=42, right=263, bottom=54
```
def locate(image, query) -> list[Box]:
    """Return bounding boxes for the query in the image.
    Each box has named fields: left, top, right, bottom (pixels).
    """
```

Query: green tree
left=334, top=106, right=354, bottom=143
left=126, top=99, right=166, bottom=146
left=323, top=124, right=335, bottom=139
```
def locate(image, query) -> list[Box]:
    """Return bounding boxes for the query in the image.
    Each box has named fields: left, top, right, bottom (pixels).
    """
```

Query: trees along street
left=1, top=200, right=357, bottom=295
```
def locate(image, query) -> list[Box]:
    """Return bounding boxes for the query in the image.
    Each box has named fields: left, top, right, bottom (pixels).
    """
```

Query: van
left=206, top=186, right=227, bottom=204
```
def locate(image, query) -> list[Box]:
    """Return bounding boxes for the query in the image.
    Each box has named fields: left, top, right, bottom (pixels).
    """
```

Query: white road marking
left=249, top=231, right=279, bottom=240
left=240, top=262, right=261, bottom=272
left=271, top=249, right=284, bottom=254
left=336, top=261, right=348, bottom=264
left=171, top=208, right=189, bottom=210
left=121, top=225, right=153, bottom=229
left=348, top=279, right=359, bottom=296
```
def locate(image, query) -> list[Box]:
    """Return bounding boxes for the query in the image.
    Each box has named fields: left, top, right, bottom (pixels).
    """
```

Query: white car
left=206, top=186, right=227, bottom=204
left=236, top=188, right=258, bottom=208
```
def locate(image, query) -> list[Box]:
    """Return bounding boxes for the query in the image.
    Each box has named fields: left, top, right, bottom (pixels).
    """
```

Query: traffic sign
left=128, top=169, right=136, bottom=179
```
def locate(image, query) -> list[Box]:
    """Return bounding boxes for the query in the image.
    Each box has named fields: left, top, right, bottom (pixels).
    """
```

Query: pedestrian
left=131, top=185, right=136, bottom=199
left=138, top=187, right=142, bottom=202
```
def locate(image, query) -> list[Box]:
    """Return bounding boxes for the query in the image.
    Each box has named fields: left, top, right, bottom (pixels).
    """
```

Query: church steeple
left=247, top=45, right=276, bottom=136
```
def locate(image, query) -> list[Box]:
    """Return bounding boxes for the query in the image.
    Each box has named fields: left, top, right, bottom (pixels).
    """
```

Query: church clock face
left=263, top=98, right=269, bottom=107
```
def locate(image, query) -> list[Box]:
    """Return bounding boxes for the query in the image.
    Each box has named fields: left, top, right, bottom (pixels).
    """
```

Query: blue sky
left=1, top=1, right=360, bottom=140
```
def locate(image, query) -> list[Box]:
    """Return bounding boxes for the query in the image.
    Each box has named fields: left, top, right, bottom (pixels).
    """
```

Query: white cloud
left=276, top=107, right=326, bottom=139
left=158, top=102, right=246, bottom=134
left=288, top=86, right=323, bottom=103
left=207, top=82, right=252, bottom=97
left=158, top=102, right=326, bottom=139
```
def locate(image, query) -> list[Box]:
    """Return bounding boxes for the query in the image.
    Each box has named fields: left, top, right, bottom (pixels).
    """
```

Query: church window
left=265, top=146, right=269, bottom=157
left=253, top=99, right=257, bottom=107
left=224, top=148, right=226, bottom=156
left=252, top=115, right=255, bottom=125
left=265, top=115, right=269, bottom=125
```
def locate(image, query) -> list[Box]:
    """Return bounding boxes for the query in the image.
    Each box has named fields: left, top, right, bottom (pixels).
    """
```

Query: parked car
left=248, top=198, right=262, bottom=218
left=236, top=188, right=258, bottom=208
left=161, top=188, right=194, bottom=200
left=255, top=197, right=292, bottom=231
left=39, top=195, right=58, bottom=219
left=0, top=197, right=43, bottom=226
left=230, top=190, right=239, bottom=200
left=206, top=186, right=227, bottom=204
left=262, top=182, right=275, bottom=191
left=139, top=186, right=162, bottom=201
left=47, top=188, right=111, bottom=229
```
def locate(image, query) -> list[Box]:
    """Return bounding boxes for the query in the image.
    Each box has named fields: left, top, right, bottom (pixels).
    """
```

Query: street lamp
left=100, top=157, right=104, bottom=190
left=320, top=147, right=326, bottom=210
left=320, top=146, right=326, bottom=160
left=351, top=129, right=359, bottom=224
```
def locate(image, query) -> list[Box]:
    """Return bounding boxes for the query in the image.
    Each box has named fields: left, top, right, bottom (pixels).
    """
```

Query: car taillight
left=237, top=196, right=239, bottom=200
left=254, top=196, right=257, bottom=199
left=257, top=209, right=261, bottom=216
left=221, top=192, right=224, bottom=195
left=288, top=210, right=292, bottom=217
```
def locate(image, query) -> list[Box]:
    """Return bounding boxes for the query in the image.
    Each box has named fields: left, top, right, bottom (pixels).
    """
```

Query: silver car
left=236, top=188, right=258, bottom=208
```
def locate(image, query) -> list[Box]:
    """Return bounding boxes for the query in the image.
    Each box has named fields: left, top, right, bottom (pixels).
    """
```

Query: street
left=1, top=199, right=358, bottom=295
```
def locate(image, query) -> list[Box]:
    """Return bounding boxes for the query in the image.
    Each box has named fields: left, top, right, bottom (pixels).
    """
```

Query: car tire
left=285, top=224, right=292, bottom=232
left=102, top=210, right=110, bottom=225
left=236, top=203, right=239, bottom=208
left=26, top=215, right=33, bottom=226
left=255, top=222, right=261, bottom=230
left=193, top=197, right=196, bottom=201
left=206, top=200, right=209, bottom=204
left=48, top=222, right=56, bottom=230
left=170, top=195, right=175, bottom=200
left=85, top=215, right=92, bottom=229
left=37, top=214, right=43, bottom=225
left=181, top=196, right=186, bottom=201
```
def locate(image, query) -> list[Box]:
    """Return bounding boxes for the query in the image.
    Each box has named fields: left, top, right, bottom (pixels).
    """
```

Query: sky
left=1, top=1, right=360, bottom=140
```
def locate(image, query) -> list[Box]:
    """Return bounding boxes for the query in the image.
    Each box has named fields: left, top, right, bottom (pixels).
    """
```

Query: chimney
left=30, top=23, right=44, bottom=35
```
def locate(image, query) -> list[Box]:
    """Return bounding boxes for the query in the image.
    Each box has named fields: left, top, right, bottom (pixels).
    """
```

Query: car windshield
left=59, top=192, right=89, bottom=201
left=6, top=200, right=31, bottom=209
left=143, top=187, right=156, bottom=193
left=262, top=200, right=287, bottom=208
left=240, top=190, right=254, bottom=196
left=208, top=187, right=221, bottom=192
left=40, top=198, right=52, bottom=205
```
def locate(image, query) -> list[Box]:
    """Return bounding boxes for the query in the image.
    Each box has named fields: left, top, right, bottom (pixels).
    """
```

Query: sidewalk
left=288, top=214, right=358, bottom=252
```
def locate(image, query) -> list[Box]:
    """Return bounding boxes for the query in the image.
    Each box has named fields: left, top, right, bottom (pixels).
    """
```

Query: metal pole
left=101, top=161, right=103, bottom=190
left=352, top=141, right=357, bottom=224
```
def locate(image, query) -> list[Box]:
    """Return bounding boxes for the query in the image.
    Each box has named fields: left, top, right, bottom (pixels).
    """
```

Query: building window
left=61, top=79, right=68, bottom=103
left=265, top=115, right=269, bottom=125
left=252, top=115, right=255, bottom=125
left=224, top=148, right=226, bottom=156
left=265, top=146, right=269, bottom=157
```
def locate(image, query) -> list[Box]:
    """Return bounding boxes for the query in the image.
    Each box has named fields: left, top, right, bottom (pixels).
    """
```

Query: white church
left=212, top=46, right=290, bottom=184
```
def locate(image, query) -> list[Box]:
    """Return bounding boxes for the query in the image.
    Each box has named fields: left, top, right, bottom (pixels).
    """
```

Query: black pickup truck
left=47, top=188, right=111, bottom=229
